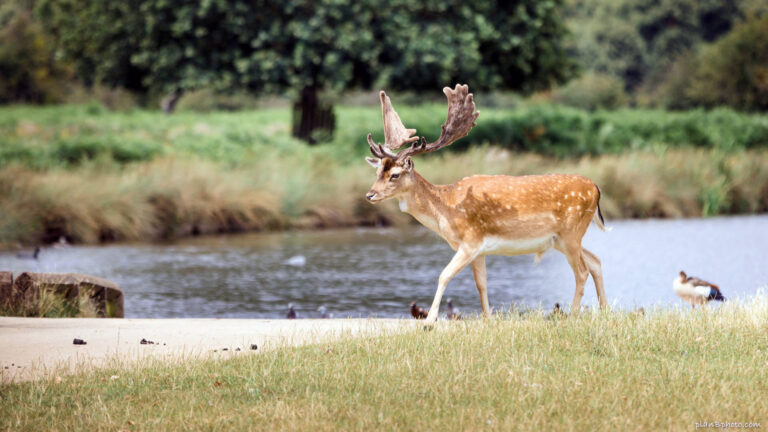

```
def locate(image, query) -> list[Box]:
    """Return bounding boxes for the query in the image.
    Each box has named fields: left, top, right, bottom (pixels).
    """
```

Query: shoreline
left=0, top=317, right=407, bottom=383
left=3, top=212, right=767, bottom=252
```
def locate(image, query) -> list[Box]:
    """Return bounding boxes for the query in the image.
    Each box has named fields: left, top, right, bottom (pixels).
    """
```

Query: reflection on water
left=1, top=216, right=767, bottom=318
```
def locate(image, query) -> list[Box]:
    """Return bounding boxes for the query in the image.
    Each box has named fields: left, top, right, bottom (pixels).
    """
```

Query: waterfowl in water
left=284, top=255, right=306, bottom=267
left=16, top=247, right=40, bottom=260
left=286, top=303, right=297, bottom=319
left=673, top=271, right=725, bottom=308
left=410, top=301, right=428, bottom=320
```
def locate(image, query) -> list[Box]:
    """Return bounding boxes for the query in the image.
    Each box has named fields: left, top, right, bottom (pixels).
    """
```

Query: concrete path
left=0, top=317, right=407, bottom=383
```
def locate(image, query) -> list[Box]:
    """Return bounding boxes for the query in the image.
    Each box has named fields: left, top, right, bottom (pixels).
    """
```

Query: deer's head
left=365, top=156, right=414, bottom=202
left=364, top=84, right=479, bottom=204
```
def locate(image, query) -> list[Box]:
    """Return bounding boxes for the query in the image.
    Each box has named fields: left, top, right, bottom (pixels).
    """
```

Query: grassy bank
left=2, top=147, right=767, bottom=245
left=1, top=104, right=767, bottom=245
left=2, top=104, right=768, bottom=166
left=2, top=299, right=767, bottom=430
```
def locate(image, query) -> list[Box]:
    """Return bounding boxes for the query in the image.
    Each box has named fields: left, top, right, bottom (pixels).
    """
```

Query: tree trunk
left=292, top=87, right=335, bottom=144
left=161, top=89, right=182, bottom=114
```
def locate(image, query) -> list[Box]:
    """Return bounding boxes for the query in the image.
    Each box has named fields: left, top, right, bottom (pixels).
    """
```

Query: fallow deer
left=365, top=84, right=609, bottom=324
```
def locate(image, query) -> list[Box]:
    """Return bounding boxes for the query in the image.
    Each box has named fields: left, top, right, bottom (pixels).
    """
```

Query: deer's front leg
left=425, top=248, right=475, bottom=325
left=471, top=256, right=490, bottom=319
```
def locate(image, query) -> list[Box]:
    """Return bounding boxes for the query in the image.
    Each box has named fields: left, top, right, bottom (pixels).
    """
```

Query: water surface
left=1, top=215, right=766, bottom=318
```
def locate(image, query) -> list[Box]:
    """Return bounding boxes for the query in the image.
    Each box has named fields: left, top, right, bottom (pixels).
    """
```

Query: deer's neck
left=399, top=171, right=453, bottom=237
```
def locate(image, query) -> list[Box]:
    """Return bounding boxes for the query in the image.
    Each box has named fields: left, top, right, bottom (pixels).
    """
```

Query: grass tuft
left=0, top=289, right=100, bottom=318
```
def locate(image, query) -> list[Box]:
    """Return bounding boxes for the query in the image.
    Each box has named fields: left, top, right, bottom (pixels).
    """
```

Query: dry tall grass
left=0, top=289, right=100, bottom=318
left=2, top=147, right=767, bottom=245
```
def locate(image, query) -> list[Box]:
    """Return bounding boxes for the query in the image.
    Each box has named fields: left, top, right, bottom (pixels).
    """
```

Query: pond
left=1, top=215, right=767, bottom=318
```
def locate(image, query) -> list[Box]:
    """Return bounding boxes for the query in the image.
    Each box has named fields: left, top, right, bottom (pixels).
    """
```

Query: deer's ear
left=365, top=157, right=381, bottom=168
left=402, top=157, right=413, bottom=172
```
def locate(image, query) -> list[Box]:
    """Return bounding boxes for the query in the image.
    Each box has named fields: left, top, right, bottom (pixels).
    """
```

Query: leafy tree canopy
left=564, top=0, right=755, bottom=90
left=36, top=0, right=575, bottom=139
left=38, top=0, right=574, bottom=96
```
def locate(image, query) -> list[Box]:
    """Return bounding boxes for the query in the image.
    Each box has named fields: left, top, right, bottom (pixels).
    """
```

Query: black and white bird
left=286, top=303, right=297, bottom=319
left=673, top=271, right=725, bottom=308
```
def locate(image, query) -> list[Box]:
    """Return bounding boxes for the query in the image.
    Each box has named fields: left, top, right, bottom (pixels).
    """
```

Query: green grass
left=2, top=299, right=767, bottom=430
left=2, top=103, right=768, bottom=169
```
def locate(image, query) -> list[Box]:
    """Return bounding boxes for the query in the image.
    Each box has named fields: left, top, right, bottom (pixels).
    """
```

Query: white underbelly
left=673, top=279, right=710, bottom=304
left=480, top=235, right=555, bottom=256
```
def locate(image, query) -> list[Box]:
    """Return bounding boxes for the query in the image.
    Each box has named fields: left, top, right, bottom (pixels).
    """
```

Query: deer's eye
left=390, top=173, right=400, bottom=181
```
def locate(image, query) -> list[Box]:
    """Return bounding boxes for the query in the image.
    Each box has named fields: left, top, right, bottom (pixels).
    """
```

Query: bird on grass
left=446, top=298, right=462, bottom=320
left=286, top=303, right=297, bottom=319
left=546, top=302, right=565, bottom=320
left=16, top=246, right=40, bottom=260
left=410, top=301, right=428, bottom=320
left=673, top=271, right=725, bottom=308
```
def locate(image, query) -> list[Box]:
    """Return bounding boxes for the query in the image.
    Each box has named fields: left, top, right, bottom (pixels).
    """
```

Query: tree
left=37, top=0, right=575, bottom=142
left=36, top=0, right=147, bottom=93
left=0, top=0, right=68, bottom=103
left=686, top=16, right=768, bottom=111
left=564, top=0, right=750, bottom=91
left=375, top=1, right=575, bottom=93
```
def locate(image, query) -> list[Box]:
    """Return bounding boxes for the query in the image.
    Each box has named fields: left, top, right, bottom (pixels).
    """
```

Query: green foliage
left=685, top=16, right=768, bottom=111
left=376, top=1, right=576, bottom=93
left=0, top=133, right=162, bottom=169
left=35, top=1, right=574, bottom=103
left=2, top=104, right=767, bottom=171
left=36, top=0, right=147, bottom=91
left=176, top=89, right=261, bottom=112
left=51, top=136, right=163, bottom=165
left=565, top=0, right=752, bottom=92
left=348, top=104, right=768, bottom=157
left=552, top=72, right=628, bottom=110
left=0, top=1, right=68, bottom=103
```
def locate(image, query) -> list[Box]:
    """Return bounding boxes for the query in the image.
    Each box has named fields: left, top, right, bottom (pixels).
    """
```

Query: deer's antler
left=380, top=91, right=419, bottom=151
left=367, top=91, right=419, bottom=159
left=367, top=133, right=393, bottom=159
left=397, top=84, right=479, bottom=160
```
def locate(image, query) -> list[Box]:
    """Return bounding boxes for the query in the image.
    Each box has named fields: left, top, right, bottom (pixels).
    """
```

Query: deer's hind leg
left=554, top=237, right=590, bottom=314
left=582, top=247, right=608, bottom=309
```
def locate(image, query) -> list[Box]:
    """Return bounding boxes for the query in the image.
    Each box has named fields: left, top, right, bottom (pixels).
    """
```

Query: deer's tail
left=593, top=185, right=611, bottom=232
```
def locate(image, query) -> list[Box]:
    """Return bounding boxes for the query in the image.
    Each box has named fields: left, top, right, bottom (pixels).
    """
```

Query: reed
left=1, top=147, right=767, bottom=245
